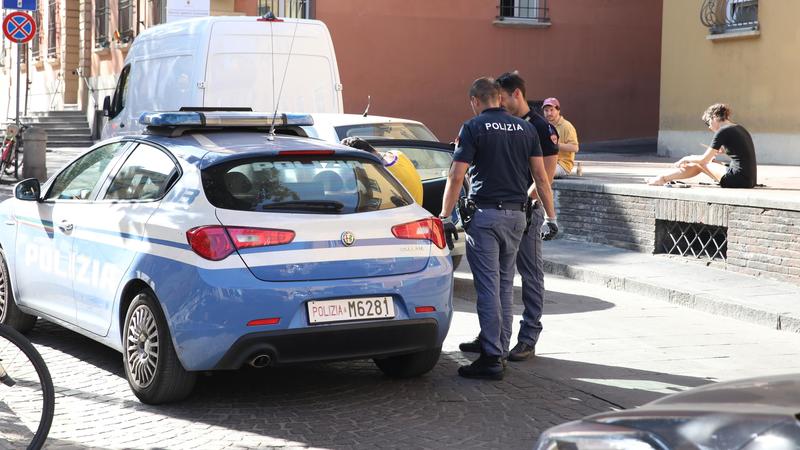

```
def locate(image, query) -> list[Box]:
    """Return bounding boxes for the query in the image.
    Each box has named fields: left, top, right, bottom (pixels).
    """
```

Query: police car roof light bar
left=139, top=111, right=314, bottom=129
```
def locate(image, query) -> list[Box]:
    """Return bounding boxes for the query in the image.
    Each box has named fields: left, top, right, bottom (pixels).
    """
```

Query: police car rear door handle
left=58, top=220, right=74, bottom=233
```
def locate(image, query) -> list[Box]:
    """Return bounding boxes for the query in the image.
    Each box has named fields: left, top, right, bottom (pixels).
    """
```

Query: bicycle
left=0, top=324, right=55, bottom=449
left=0, top=123, right=28, bottom=184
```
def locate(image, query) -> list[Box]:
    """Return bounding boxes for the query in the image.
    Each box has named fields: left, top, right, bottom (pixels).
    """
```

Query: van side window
left=110, top=65, right=131, bottom=118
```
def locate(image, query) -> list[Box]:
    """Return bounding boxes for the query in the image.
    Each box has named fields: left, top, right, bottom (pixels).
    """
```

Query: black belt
left=475, top=201, right=526, bottom=211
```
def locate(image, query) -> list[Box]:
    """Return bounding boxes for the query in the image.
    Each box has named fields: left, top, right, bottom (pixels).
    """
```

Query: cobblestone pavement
left=21, top=316, right=613, bottom=450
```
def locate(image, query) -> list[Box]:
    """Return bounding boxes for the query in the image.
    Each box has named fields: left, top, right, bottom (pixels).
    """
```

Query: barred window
left=497, top=0, right=549, bottom=22
left=47, top=0, right=56, bottom=57
left=119, top=0, right=134, bottom=42
left=258, top=0, right=309, bottom=19
left=95, top=0, right=109, bottom=48
left=701, top=0, right=758, bottom=35
left=31, top=9, right=41, bottom=59
left=152, top=0, right=166, bottom=26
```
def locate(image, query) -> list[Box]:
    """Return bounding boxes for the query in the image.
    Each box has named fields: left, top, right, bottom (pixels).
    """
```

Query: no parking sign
left=3, top=11, right=36, bottom=44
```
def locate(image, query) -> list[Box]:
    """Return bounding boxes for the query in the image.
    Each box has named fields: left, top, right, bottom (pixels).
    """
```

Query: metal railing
left=258, top=0, right=310, bottom=19
left=657, top=220, right=727, bottom=261
left=497, top=0, right=549, bottom=22
left=701, top=0, right=758, bottom=34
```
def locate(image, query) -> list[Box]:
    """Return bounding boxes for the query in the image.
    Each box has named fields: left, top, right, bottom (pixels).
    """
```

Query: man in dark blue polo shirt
left=439, top=77, right=556, bottom=380
left=494, top=71, right=559, bottom=362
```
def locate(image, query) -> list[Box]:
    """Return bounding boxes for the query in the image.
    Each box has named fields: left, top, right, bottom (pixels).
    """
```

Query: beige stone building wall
left=659, top=0, right=800, bottom=165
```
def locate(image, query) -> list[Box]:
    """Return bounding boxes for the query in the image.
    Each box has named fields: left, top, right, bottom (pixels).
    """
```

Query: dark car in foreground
left=536, top=373, right=800, bottom=450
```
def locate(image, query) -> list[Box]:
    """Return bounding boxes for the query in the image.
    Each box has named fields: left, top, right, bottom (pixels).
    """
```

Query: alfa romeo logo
left=341, top=231, right=356, bottom=247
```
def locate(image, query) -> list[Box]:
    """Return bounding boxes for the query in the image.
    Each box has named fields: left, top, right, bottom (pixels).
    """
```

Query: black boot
left=459, top=336, right=481, bottom=353
left=508, top=341, right=536, bottom=362
left=458, top=354, right=504, bottom=380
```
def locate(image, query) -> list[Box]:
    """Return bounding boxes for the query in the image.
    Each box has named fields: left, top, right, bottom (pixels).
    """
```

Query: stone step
left=27, top=110, right=86, bottom=117
left=24, top=117, right=90, bottom=124
left=45, top=134, right=95, bottom=141
left=48, top=141, right=95, bottom=148
left=27, top=126, right=91, bottom=132
left=30, top=127, right=92, bottom=134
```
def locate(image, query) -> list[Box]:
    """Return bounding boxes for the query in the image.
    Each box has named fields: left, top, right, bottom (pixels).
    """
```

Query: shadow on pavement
left=523, top=356, right=716, bottom=409
left=453, top=285, right=616, bottom=316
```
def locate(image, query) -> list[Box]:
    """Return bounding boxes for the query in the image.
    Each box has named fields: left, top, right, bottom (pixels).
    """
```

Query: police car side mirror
left=15, top=178, right=41, bottom=202
left=102, top=96, right=112, bottom=117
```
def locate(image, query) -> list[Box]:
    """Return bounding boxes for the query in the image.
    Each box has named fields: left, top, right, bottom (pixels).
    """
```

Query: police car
left=0, top=111, right=453, bottom=404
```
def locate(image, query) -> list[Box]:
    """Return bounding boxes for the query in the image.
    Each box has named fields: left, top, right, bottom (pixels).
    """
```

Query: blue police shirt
left=453, top=107, right=542, bottom=204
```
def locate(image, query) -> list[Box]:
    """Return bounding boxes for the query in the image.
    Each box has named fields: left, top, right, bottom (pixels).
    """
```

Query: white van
left=101, top=16, right=343, bottom=139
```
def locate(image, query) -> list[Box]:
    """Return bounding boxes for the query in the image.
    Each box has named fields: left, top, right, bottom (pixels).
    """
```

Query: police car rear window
left=202, top=155, right=413, bottom=214
left=335, top=123, right=437, bottom=141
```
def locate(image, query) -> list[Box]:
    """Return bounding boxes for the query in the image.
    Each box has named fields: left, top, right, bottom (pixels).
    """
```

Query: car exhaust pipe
left=248, top=354, right=272, bottom=368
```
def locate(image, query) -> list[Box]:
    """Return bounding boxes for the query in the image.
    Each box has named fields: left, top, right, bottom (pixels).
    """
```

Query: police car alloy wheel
left=0, top=248, right=37, bottom=333
left=123, top=292, right=196, bottom=404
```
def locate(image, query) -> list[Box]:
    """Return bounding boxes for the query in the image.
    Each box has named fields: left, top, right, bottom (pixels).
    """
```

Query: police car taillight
left=227, top=227, right=295, bottom=249
left=187, top=226, right=295, bottom=260
left=392, top=218, right=447, bottom=250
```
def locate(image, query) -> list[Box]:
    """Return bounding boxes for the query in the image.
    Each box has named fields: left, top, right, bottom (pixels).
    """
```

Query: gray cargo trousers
left=465, top=208, right=526, bottom=357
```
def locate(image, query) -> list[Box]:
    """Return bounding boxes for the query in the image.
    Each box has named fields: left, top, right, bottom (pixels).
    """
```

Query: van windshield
left=202, top=155, right=413, bottom=214
left=335, top=123, right=437, bottom=141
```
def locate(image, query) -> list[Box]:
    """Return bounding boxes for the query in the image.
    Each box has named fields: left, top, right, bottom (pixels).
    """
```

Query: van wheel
left=0, top=248, right=37, bottom=333
left=374, top=347, right=441, bottom=378
left=123, top=291, right=196, bottom=404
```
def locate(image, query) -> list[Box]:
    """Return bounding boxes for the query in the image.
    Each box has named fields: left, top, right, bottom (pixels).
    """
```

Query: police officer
left=439, top=77, right=556, bottom=380
left=497, top=71, right=558, bottom=361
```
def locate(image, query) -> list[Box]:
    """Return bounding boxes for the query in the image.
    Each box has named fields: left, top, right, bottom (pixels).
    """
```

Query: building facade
left=314, top=0, right=663, bottom=143
left=660, top=0, right=797, bottom=165
left=2, top=0, right=662, bottom=144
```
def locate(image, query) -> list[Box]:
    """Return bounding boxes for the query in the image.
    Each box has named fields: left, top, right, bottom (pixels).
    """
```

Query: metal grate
left=701, top=0, right=758, bottom=34
left=258, top=0, right=310, bottom=19
left=497, top=0, right=549, bottom=22
left=31, top=9, right=40, bottom=59
left=95, top=0, right=109, bottom=48
left=47, top=0, right=56, bottom=57
left=119, top=0, right=134, bottom=42
left=657, top=220, right=727, bottom=261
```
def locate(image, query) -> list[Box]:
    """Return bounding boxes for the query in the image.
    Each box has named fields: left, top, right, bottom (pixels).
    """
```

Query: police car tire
left=0, top=248, right=38, bottom=333
left=373, top=346, right=441, bottom=378
left=123, top=291, right=197, bottom=404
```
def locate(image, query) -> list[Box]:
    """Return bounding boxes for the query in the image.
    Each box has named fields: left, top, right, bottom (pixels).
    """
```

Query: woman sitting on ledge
left=648, top=103, right=757, bottom=188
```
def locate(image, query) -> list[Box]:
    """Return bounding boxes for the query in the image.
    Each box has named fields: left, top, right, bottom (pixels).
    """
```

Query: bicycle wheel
left=0, top=325, right=55, bottom=450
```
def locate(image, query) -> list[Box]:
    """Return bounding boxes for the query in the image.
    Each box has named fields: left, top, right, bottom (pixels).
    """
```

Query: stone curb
left=453, top=260, right=800, bottom=334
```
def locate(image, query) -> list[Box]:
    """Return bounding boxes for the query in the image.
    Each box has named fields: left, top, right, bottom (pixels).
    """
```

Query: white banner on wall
left=166, top=0, right=211, bottom=23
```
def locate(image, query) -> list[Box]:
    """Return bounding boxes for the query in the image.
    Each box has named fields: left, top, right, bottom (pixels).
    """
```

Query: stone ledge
left=553, top=179, right=800, bottom=212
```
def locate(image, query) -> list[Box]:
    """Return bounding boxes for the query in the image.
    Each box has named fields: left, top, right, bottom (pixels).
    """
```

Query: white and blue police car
left=0, top=111, right=453, bottom=404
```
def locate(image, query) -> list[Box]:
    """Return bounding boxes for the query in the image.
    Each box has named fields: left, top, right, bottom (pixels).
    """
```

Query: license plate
left=307, top=297, right=395, bottom=324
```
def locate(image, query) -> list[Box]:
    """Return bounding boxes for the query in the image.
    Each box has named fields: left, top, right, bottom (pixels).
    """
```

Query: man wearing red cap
left=543, top=98, right=580, bottom=179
